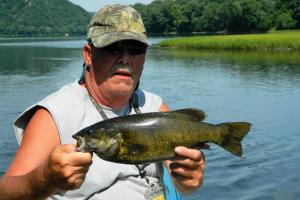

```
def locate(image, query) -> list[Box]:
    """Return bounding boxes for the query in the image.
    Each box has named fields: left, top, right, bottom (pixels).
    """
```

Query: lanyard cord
left=88, top=92, right=148, bottom=174
left=80, top=65, right=164, bottom=190
left=89, top=92, right=168, bottom=198
left=80, top=61, right=168, bottom=196
left=88, top=92, right=161, bottom=181
left=89, top=93, right=142, bottom=119
left=81, top=66, right=170, bottom=198
left=89, top=95, right=109, bottom=120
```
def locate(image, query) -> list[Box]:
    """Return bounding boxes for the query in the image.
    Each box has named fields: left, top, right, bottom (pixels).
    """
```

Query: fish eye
left=113, top=138, right=118, bottom=143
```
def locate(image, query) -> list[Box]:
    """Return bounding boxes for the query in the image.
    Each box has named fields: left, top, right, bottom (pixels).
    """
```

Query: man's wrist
left=27, top=164, right=58, bottom=198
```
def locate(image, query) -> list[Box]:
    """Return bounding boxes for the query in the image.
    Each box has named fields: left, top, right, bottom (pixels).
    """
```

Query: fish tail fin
left=216, top=122, right=251, bottom=157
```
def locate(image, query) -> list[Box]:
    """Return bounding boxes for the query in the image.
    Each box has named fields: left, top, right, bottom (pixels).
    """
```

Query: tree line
left=1, top=0, right=299, bottom=37
left=133, top=0, right=300, bottom=34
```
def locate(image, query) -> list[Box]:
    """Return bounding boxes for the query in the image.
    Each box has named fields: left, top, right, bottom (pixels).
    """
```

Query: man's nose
left=118, top=47, right=131, bottom=64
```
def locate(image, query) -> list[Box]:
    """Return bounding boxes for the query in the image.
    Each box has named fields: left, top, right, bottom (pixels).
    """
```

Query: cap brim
left=90, top=32, right=151, bottom=48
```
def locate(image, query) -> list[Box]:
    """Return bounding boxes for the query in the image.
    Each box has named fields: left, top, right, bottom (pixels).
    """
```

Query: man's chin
left=111, top=85, right=135, bottom=95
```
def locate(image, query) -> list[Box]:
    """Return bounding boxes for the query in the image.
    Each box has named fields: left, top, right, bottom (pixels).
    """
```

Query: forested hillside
left=133, top=0, right=300, bottom=34
left=0, top=0, right=91, bottom=36
left=1, top=0, right=299, bottom=36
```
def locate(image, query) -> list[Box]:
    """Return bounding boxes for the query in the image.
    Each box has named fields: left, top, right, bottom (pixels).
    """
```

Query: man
left=1, top=4, right=205, bottom=199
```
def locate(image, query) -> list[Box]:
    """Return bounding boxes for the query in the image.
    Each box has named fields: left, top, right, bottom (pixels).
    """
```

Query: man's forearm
left=0, top=166, right=57, bottom=200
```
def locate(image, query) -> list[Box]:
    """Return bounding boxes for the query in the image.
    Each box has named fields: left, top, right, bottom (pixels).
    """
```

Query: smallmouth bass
left=72, top=108, right=251, bottom=164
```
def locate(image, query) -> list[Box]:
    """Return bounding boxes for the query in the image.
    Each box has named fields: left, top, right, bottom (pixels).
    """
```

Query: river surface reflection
left=0, top=38, right=299, bottom=200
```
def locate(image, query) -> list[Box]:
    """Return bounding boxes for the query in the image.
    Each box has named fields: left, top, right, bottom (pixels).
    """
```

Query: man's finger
left=68, top=152, right=93, bottom=166
left=175, top=146, right=203, bottom=161
left=170, top=164, right=195, bottom=178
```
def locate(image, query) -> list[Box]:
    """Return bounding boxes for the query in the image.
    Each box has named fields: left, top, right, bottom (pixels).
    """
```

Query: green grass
left=158, top=30, right=300, bottom=51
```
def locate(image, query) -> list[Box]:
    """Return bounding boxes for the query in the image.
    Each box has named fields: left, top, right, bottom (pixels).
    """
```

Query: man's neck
left=85, top=85, right=132, bottom=110
left=95, top=93, right=132, bottom=110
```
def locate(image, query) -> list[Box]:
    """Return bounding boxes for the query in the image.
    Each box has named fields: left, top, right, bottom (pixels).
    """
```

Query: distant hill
left=0, top=0, right=92, bottom=37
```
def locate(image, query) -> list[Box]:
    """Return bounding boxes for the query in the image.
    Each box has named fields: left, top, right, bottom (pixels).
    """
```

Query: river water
left=0, top=38, right=300, bottom=200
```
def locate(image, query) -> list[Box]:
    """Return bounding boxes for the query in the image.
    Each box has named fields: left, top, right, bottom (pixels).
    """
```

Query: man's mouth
left=113, top=69, right=132, bottom=77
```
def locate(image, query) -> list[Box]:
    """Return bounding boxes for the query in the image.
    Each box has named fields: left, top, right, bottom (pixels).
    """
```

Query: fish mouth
left=73, top=135, right=85, bottom=152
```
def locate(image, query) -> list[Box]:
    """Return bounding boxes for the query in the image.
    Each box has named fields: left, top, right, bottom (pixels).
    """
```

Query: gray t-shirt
left=14, top=81, right=163, bottom=200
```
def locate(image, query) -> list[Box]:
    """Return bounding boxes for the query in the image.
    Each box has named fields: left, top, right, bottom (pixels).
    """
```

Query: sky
left=68, top=0, right=154, bottom=12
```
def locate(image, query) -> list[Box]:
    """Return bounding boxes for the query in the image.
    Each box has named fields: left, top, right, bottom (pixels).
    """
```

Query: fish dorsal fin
left=172, top=108, right=206, bottom=121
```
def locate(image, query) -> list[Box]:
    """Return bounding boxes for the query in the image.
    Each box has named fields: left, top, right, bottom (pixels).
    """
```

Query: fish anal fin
left=173, top=108, right=206, bottom=121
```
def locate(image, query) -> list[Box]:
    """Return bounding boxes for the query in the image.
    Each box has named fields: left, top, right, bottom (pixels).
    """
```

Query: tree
left=187, top=0, right=207, bottom=32
left=224, top=0, right=274, bottom=32
left=275, top=10, right=296, bottom=29
left=0, top=0, right=90, bottom=36
left=295, top=6, right=300, bottom=28
left=274, top=0, right=300, bottom=29
left=171, top=4, right=191, bottom=32
left=135, top=0, right=297, bottom=34
left=144, top=0, right=174, bottom=33
left=198, top=2, right=226, bottom=32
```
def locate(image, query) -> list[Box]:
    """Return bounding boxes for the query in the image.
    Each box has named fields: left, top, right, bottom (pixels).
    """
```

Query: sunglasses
left=101, top=41, right=147, bottom=55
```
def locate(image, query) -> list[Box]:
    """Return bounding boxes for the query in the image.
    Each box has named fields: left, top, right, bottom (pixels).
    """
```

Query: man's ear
left=83, top=44, right=92, bottom=65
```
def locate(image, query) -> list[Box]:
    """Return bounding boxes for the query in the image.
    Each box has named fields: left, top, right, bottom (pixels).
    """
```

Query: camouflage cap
left=87, top=4, right=150, bottom=48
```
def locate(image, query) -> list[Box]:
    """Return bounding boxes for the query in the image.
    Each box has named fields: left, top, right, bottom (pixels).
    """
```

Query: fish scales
left=72, top=108, right=251, bottom=164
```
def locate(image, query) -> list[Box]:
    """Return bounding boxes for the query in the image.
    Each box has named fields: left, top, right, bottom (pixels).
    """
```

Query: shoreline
left=158, top=30, right=300, bottom=51
left=0, top=36, right=86, bottom=43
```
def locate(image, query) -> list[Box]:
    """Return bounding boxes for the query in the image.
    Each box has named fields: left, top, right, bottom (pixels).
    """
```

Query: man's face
left=86, top=40, right=147, bottom=98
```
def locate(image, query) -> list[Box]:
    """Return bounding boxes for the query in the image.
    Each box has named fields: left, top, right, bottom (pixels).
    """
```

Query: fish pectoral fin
left=127, top=143, right=148, bottom=156
left=173, top=108, right=206, bottom=121
left=108, top=139, right=120, bottom=155
left=105, top=133, right=122, bottom=156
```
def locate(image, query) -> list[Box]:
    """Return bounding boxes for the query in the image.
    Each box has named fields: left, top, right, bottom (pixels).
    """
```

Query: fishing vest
left=13, top=81, right=166, bottom=200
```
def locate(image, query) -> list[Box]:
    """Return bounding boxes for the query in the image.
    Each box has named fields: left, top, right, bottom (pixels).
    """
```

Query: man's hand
left=166, top=146, right=205, bottom=194
left=45, top=144, right=93, bottom=191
